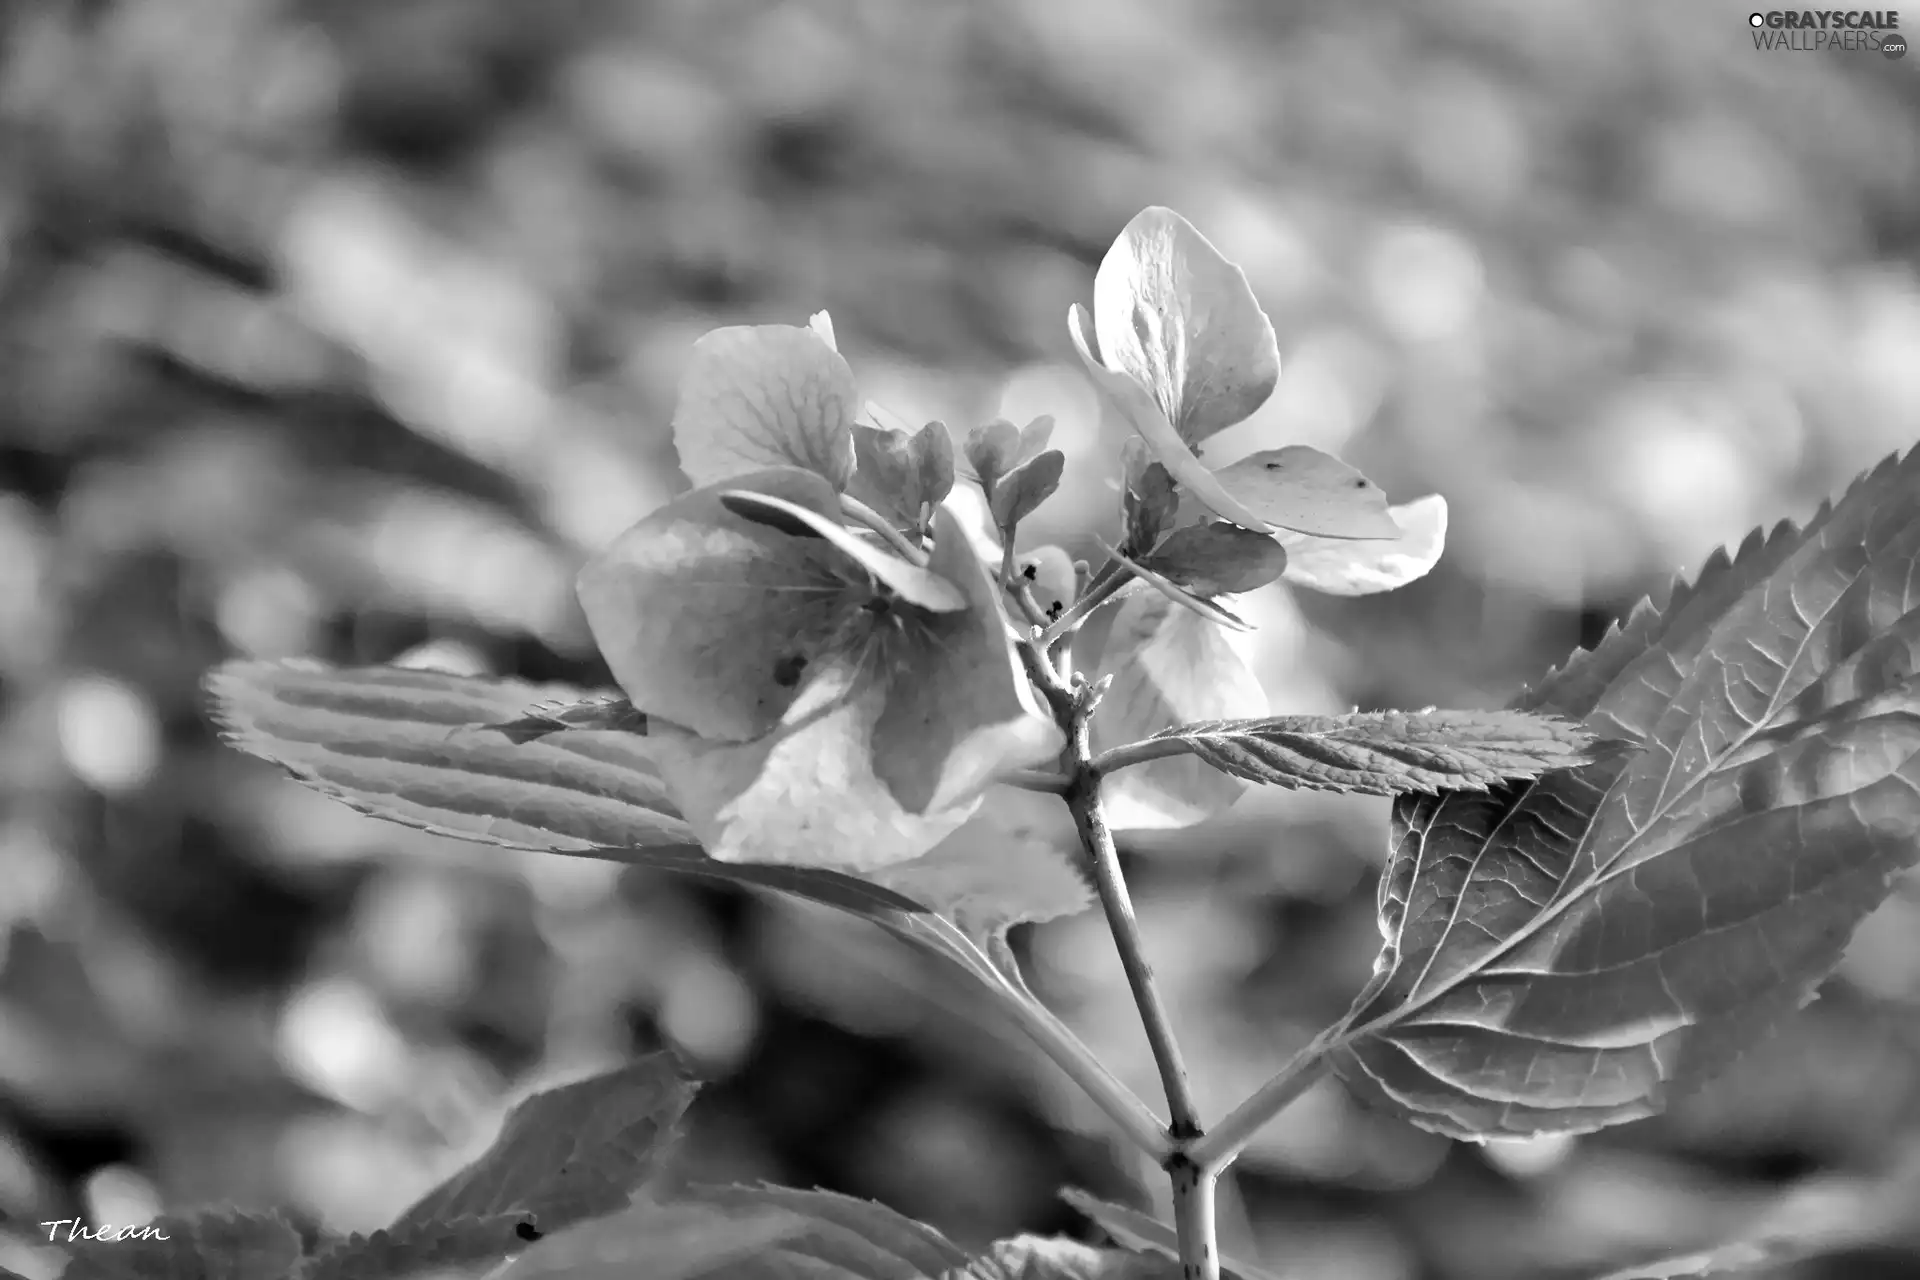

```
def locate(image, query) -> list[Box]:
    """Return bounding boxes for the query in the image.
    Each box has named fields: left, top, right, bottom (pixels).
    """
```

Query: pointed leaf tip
left=1331, top=443, right=1920, bottom=1140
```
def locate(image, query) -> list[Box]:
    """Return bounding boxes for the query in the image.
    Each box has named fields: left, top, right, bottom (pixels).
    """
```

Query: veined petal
left=868, top=788, right=1091, bottom=934
left=640, top=505, right=1062, bottom=872
left=1280, top=494, right=1447, bottom=596
left=673, top=324, right=858, bottom=489
left=575, top=467, right=867, bottom=743
left=871, top=506, right=1062, bottom=813
left=1089, top=206, right=1280, bottom=447
left=1070, top=303, right=1277, bottom=535
left=650, top=677, right=981, bottom=871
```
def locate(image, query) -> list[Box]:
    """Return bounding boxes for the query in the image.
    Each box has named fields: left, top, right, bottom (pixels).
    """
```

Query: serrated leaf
left=1139, top=710, right=1602, bottom=797
left=1589, top=1235, right=1831, bottom=1280
left=673, top=324, right=858, bottom=490
left=989, top=449, right=1066, bottom=532
left=676, top=1184, right=972, bottom=1278
left=1058, top=1189, right=1282, bottom=1280
left=306, top=1056, right=694, bottom=1278
left=1091, top=593, right=1266, bottom=829
left=205, top=661, right=923, bottom=915
left=1135, top=522, right=1289, bottom=598
left=206, top=660, right=691, bottom=851
left=496, top=1199, right=806, bottom=1280
left=1330, top=444, right=1920, bottom=1140
left=63, top=1209, right=306, bottom=1280
left=1205, top=447, right=1400, bottom=540
left=955, top=1235, right=1180, bottom=1279
left=295, top=1213, right=532, bottom=1280
left=1279, top=493, right=1448, bottom=596
left=481, top=695, right=649, bottom=744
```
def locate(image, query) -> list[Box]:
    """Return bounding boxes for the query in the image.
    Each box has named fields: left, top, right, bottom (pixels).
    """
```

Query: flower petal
left=1091, top=592, right=1267, bottom=830
left=1280, top=493, right=1448, bottom=596
left=1206, top=446, right=1402, bottom=539
left=649, top=677, right=981, bottom=871
left=1090, top=206, right=1280, bottom=447
left=642, top=506, right=1062, bottom=871
left=673, top=324, right=858, bottom=489
left=1070, top=303, right=1276, bottom=534
left=716, top=489, right=966, bottom=612
left=869, top=788, right=1091, bottom=934
left=575, top=467, right=864, bottom=743
left=870, top=505, right=1063, bottom=813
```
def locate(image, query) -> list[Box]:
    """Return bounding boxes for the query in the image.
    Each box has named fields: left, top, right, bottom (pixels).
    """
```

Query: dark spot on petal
left=1354, top=478, right=1370, bottom=488
left=1264, top=461, right=1282, bottom=471
left=772, top=654, right=808, bottom=687
left=515, top=1221, right=543, bottom=1242
left=1021, top=562, right=1038, bottom=580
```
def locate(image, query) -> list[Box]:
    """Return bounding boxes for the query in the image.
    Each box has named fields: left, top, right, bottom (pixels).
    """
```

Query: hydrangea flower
left=1069, top=206, right=1446, bottom=596
left=575, top=320, right=1072, bottom=910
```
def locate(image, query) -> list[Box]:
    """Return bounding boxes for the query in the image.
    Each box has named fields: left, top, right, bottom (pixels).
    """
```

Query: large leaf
left=206, top=661, right=925, bottom=915
left=676, top=1184, right=970, bottom=1278
left=208, top=659, right=690, bottom=850
left=496, top=1199, right=807, bottom=1280
left=63, top=1209, right=306, bottom=1280
left=1329, top=445, right=1920, bottom=1139
left=302, top=1055, right=694, bottom=1279
left=1126, top=709, right=1601, bottom=797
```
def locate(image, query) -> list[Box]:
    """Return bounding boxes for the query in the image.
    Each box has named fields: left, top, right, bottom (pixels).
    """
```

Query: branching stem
left=1037, top=560, right=1135, bottom=647
left=1187, top=1033, right=1336, bottom=1172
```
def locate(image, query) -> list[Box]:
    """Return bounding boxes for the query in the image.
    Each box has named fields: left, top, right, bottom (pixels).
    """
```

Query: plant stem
left=1037, top=559, right=1135, bottom=648
left=1088, top=736, right=1199, bottom=776
left=840, top=494, right=926, bottom=564
left=1061, top=697, right=1202, bottom=1143
left=1167, top=1157, right=1220, bottom=1280
left=999, top=767, right=1073, bottom=795
left=1186, top=1034, right=1335, bottom=1172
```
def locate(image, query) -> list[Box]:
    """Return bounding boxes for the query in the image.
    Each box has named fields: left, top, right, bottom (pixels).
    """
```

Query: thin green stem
left=999, top=767, right=1073, bottom=795
left=840, top=494, right=926, bottom=564
left=1187, top=1034, right=1336, bottom=1172
left=1062, top=694, right=1202, bottom=1144
left=1037, top=560, right=1135, bottom=647
left=1168, top=1157, right=1219, bottom=1280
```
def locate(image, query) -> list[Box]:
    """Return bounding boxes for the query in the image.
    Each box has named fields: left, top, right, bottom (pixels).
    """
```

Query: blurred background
left=4, top=0, right=1920, bottom=1277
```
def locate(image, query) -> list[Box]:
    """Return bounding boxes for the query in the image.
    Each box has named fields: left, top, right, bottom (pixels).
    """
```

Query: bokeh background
left=5, top=1, right=1920, bottom=1277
